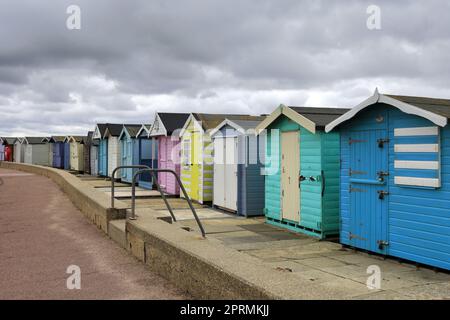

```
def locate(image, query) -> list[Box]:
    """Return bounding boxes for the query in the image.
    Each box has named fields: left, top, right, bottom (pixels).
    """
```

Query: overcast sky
left=1, top=0, right=450, bottom=136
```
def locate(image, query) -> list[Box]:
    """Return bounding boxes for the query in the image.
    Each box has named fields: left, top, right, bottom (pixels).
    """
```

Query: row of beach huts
left=1, top=90, right=449, bottom=271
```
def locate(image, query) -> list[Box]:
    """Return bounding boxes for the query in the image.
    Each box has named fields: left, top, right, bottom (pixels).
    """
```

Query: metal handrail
left=111, top=165, right=151, bottom=208
left=131, top=168, right=206, bottom=238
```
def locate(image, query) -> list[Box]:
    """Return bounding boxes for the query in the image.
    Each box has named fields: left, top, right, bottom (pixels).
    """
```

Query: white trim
left=92, top=125, right=103, bottom=139
left=394, top=176, right=441, bottom=188
left=394, top=160, right=439, bottom=170
left=149, top=113, right=168, bottom=137
left=136, top=123, right=151, bottom=138
left=210, top=119, right=246, bottom=137
left=394, top=144, right=439, bottom=153
left=255, top=105, right=316, bottom=134
left=325, top=89, right=448, bottom=132
left=394, top=126, right=439, bottom=137
left=118, top=126, right=130, bottom=140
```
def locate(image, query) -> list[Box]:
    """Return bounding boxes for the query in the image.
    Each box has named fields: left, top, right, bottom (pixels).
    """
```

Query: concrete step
left=108, top=219, right=126, bottom=249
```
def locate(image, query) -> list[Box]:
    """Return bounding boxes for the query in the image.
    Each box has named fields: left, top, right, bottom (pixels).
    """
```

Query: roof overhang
left=255, top=104, right=316, bottom=135
left=179, top=114, right=203, bottom=137
left=92, top=124, right=104, bottom=139
left=209, top=119, right=247, bottom=137
left=325, top=89, right=448, bottom=132
left=136, top=124, right=151, bottom=138
left=149, top=113, right=168, bottom=137
left=118, top=127, right=130, bottom=140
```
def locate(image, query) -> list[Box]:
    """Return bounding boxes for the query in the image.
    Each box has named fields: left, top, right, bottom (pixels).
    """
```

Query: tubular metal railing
left=131, top=168, right=206, bottom=238
left=111, top=165, right=151, bottom=208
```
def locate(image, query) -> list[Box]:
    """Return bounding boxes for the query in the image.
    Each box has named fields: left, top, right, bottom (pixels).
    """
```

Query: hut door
left=190, top=131, right=200, bottom=200
left=225, top=136, right=238, bottom=211
left=349, top=129, right=389, bottom=254
left=213, top=137, right=226, bottom=207
left=281, top=131, right=300, bottom=222
left=159, top=137, right=167, bottom=188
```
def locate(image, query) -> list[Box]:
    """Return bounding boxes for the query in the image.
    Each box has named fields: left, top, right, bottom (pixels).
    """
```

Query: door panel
left=225, top=137, right=238, bottom=211
left=213, top=138, right=225, bottom=207
left=190, top=131, right=200, bottom=200
left=349, top=129, right=389, bottom=253
left=281, top=131, right=300, bottom=222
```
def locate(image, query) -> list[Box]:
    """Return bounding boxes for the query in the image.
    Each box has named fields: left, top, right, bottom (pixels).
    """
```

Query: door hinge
left=377, top=171, right=389, bottom=182
left=377, top=190, right=389, bottom=200
left=377, top=138, right=390, bottom=148
left=377, top=240, right=389, bottom=250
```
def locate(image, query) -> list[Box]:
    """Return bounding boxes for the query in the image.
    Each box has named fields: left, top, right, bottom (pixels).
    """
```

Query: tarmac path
left=0, top=168, right=188, bottom=299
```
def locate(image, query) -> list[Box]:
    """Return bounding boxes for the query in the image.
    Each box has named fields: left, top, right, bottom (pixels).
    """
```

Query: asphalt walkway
left=0, top=168, right=188, bottom=299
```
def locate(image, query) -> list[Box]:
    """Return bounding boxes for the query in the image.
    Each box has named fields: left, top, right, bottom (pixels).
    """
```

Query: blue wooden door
left=64, top=143, right=70, bottom=170
left=349, top=128, right=389, bottom=254
left=99, top=139, right=108, bottom=176
left=138, top=138, right=153, bottom=189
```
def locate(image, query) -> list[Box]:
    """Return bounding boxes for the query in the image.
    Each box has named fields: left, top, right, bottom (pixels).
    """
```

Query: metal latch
left=377, top=138, right=390, bottom=148
left=377, top=171, right=390, bottom=182
left=377, top=190, right=389, bottom=200
left=377, top=240, right=389, bottom=250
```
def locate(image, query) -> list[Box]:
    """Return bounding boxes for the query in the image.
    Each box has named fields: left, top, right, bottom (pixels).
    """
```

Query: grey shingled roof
left=49, top=136, right=66, bottom=143
left=158, top=113, right=190, bottom=134
left=123, top=125, right=142, bottom=138
left=386, top=94, right=450, bottom=119
left=192, top=113, right=263, bottom=130
left=1, top=137, right=16, bottom=145
left=289, top=107, right=350, bottom=128
left=24, top=137, right=47, bottom=144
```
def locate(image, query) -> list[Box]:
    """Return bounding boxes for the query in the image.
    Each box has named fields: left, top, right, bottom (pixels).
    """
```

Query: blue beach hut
left=136, top=124, right=157, bottom=189
left=93, top=124, right=108, bottom=176
left=118, top=124, right=142, bottom=183
left=326, top=89, right=450, bottom=270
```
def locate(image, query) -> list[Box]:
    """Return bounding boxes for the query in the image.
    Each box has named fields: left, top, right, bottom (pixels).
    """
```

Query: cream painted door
left=281, top=131, right=300, bottom=222
left=224, top=136, right=238, bottom=211
left=213, top=137, right=225, bottom=208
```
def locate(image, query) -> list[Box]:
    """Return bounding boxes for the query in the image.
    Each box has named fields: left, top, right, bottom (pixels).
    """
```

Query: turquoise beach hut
left=256, top=105, right=349, bottom=238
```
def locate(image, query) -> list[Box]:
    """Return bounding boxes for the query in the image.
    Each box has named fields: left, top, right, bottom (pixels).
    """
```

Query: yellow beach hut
left=179, top=113, right=258, bottom=204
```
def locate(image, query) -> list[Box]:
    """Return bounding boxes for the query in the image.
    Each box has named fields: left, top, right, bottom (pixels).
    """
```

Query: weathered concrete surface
left=0, top=168, right=188, bottom=299
left=0, top=162, right=127, bottom=234
left=4, top=163, right=449, bottom=300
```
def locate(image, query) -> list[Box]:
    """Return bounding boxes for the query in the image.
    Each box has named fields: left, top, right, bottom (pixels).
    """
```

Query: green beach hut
left=256, top=105, right=349, bottom=238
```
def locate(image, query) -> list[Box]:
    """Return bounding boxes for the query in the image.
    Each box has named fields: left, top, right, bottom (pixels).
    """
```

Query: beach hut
left=41, top=137, right=53, bottom=166
left=48, top=136, right=66, bottom=169
left=118, top=124, right=142, bottom=183
left=0, top=137, right=15, bottom=162
left=14, top=138, right=24, bottom=163
left=67, top=136, right=86, bottom=172
left=210, top=117, right=266, bottom=216
left=63, top=138, right=71, bottom=170
left=325, top=90, right=450, bottom=270
left=103, top=124, right=124, bottom=177
left=135, top=124, right=156, bottom=189
left=23, top=137, right=50, bottom=166
left=149, top=112, right=190, bottom=195
left=87, top=132, right=99, bottom=176
left=179, top=113, right=257, bottom=204
left=83, top=131, right=94, bottom=175
left=93, top=124, right=108, bottom=176
left=256, top=105, right=349, bottom=238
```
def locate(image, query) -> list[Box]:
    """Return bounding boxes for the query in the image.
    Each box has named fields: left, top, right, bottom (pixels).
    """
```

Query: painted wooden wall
left=264, top=115, right=340, bottom=238
left=53, top=142, right=65, bottom=168
left=181, top=119, right=213, bottom=203
left=24, top=144, right=50, bottom=166
left=90, top=145, right=98, bottom=176
left=98, top=139, right=108, bottom=176
left=120, top=133, right=140, bottom=183
left=70, top=142, right=84, bottom=172
left=158, top=136, right=181, bottom=195
left=0, top=144, right=4, bottom=161
left=340, top=104, right=450, bottom=270
left=14, top=141, right=23, bottom=163
left=107, top=137, right=120, bottom=177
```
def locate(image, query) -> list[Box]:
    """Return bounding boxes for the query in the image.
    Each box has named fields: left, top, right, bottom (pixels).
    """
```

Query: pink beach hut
left=149, top=112, right=190, bottom=195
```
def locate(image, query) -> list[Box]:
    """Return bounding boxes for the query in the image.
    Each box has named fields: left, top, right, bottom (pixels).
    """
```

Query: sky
left=1, top=0, right=450, bottom=136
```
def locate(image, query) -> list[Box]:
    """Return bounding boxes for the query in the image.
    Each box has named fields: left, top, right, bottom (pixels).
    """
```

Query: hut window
left=393, top=126, right=441, bottom=188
